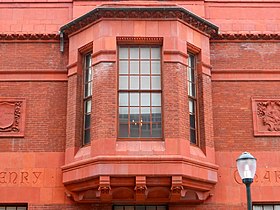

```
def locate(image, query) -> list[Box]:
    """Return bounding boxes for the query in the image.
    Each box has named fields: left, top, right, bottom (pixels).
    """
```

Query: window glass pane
left=0, top=208, right=5, bottom=210
left=152, top=93, right=161, bottom=106
left=141, top=124, right=150, bottom=137
left=7, top=208, right=16, bottom=210
left=119, top=47, right=128, bottom=59
left=136, top=206, right=145, bottom=210
left=157, top=207, right=167, bottom=210
left=190, top=114, right=195, bottom=129
left=152, top=107, right=161, bottom=122
left=188, top=67, right=195, bottom=82
left=85, top=82, right=92, bottom=97
left=151, top=61, right=161, bottom=74
left=114, top=207, right=123, bottom=210
left=146, top=207, right=156, bottom=210
left=275, top=205, right=280, bottom=210
left=85, top=100, right=91, bottom=113
left=119, top=93, right=129, bottom=106
left=119, top=61, right=129, bottom=74
left=253, top=206, right=262, bottom=210
left=85, top=68, right=92, bottom=82
left=119, top=76, right=128, bottom=90
left=124, top=207, right=134, bottom=210
left=141, top=76, right=150, bottom=90
left=189, top=99, right=195, bottom=113
left=17, top=208, right=27, bottom=210
left=119, top=124, right=128, bottom=137
left=151, top=47, right=161, bottom=59
left=130, top=123, right=139, bottom=137
left=190, top=129, right=196, bottom=144
left=130, top=61, right=139, bottom=74
left=141, top=93, right=150, bottom=106
left=85, top=54, right=92, bottom=68
left=130, top=107, right=139, bottom=123
left=140, top=61, right=150, bottom=74
left=130, top=93, right=139, bottom=106
left=119, top=107, right=128, bottom=123
left=84, top=129, right=90, bottom=144
left=141, top=107, right=150, bottom=122
left=85, top=114, right=91, bottom=129
left=140, top=47, right=150, bottom=59
left=264, top=206, right=273, bottom=210
left=151, top=76, right=161, bottom=90
left=130, top=76, right=139, bottom=90
left=130, top=47, right=139, bottom=59
left=152, top=123, right=161, bottom=137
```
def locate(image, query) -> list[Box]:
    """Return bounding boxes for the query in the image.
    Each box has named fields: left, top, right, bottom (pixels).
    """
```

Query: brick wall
left=0, top=42, right=68, bottom=152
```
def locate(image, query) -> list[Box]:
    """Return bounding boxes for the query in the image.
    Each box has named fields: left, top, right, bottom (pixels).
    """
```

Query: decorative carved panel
left=0, top=98, right=26, bottom=137
left=252, top=97, right=280, bottom=136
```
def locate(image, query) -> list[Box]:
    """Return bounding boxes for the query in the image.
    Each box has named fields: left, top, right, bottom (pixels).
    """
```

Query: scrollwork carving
left=257, top=101, right=280, bottom=131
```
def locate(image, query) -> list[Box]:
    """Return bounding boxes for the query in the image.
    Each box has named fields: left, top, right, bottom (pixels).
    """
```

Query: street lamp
left=236, top=152, right=257, bottom=210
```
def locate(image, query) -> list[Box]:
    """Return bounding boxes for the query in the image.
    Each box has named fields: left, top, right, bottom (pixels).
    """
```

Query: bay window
left=118, top=46, right=162, bottom=139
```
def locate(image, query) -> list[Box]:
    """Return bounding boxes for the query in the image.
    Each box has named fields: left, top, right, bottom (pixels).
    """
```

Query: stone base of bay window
left=62, top=155, right=218, bottom=204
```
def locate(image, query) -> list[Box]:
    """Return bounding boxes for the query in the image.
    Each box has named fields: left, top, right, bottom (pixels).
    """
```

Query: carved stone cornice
left=0, top=33, right=59, bottom=41
left=211, top=33, right=280, bottom=41
left=59, top=6, right=219, bottom=36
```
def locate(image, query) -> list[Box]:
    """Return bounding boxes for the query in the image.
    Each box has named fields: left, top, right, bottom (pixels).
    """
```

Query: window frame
left=0, top=204, right=28, bottom=210
left=82, top=51, right=93, bottom=146
left=117, top=43, right=163, bottom=140
left=187, top=46, right=200, bottom=146
left=253, top=204, right=280, bottom=210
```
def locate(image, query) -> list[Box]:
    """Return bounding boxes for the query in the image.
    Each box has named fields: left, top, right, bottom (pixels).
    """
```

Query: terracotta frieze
left=211, top=33, right=280, bottom=41
left=252, top=97, right=280, bottom=136
left=0, top=33, right=59, bottom=41
left=0, top=98, right=26, bottom=137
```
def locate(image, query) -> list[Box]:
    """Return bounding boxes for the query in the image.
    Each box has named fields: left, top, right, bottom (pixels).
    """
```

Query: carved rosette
left=252, top=97, right=280, bottom=136
left=0, top=98, right=26, bottom=137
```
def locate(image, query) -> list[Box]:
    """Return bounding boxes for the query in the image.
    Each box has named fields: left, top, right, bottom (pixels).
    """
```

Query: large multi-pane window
left=83, top=53, right=92, bottom=145
left=253, top=205, right=280, bottom=210
left=0, top=205, right=27, bottom=210
left=114, top=206, right=167, bottom=210
left=187, top=53, right=198, bottom=144
left=118, top=46, right=162, bottom=138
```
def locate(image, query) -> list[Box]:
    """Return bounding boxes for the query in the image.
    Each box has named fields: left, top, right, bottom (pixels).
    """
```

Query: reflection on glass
left=189, top=99, right=195, bottom=113
left=141, top=76, right=150, bottom=90
left=141, top=124, right=150, bottom=137
left=119, top=124, right=128, bottom=137
left=130, top=123, right=139, bottom=137
left=135, top=206, right=145, bottom=210
left=152, top=123, right=161, bottom=137
left=84, top=129, right=90, bottom=144
left=119, top=47, right=128, bottom=59
left=190, top=129, right=196, bottom=144
left=152, top=107, right=161, bottom=122
left=85, top=82, right=92, bottom=97
left=141, top=107, right=150, bottom=122
left=85, top=114, right=90, bottom=128
left=119, top=107, right=128, bottom=123
left=130, top=107, right=139, bottom=122
left=85, top=100, right=91, bottom=113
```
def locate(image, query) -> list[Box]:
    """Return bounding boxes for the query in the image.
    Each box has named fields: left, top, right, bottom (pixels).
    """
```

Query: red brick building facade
left=0, top=0, right=280, bottom=209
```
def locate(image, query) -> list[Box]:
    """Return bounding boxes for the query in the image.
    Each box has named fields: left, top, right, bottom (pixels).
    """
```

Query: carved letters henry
left=252, top=97, right=280, bottom=136
left=0, top=98, right=26, bottom=137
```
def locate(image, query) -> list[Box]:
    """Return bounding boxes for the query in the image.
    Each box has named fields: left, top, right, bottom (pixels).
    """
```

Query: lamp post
left=236, top=152, right=257, bottom=210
